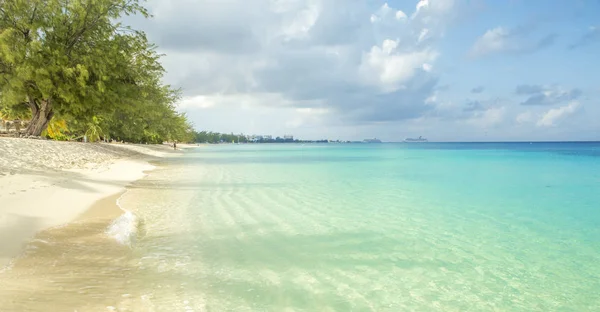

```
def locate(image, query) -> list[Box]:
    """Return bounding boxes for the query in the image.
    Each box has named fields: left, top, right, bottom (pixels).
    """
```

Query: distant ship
left=363, top=138, right=382, bottom=143
left=404, top=136, right=428, bottom=143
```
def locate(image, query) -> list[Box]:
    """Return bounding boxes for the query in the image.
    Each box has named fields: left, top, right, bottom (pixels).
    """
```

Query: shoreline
left=0, top=138, right=185, bottom=268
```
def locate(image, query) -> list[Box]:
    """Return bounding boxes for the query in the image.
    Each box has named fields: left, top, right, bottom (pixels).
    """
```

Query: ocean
left=1, top=142, right=600, bottom=311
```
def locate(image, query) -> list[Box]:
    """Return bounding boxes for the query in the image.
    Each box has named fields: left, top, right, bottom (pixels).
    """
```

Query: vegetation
left=192, top=131, right=331, bottom=144
left=193, top=131, right=248, bottom=144
left=44, top=118, right=70, bottom=141
left=0, top=0, right=193, bottom=143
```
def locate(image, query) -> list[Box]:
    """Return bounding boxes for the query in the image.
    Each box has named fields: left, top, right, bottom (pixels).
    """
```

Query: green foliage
left=0, top=104, right=31, bottom=121
left=0, top=0, right=194, bottom=142
left=85, top=116, right=103, bottom=142
left=193, top=131, right=248, bottom=144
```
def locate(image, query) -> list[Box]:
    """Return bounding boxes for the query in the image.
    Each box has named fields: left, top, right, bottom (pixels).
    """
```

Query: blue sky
left=131, top=0, right=600, bottom=141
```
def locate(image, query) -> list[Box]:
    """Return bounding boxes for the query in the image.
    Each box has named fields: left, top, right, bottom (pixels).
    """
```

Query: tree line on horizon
left=192, top=131, right=334, bottom=144
left=193, top=131, right=248, bottom=144
left=0, top=0, right=194, bottom=143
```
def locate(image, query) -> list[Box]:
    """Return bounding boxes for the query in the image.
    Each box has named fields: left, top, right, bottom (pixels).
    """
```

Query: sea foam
left=105, top=191, right=139, bottom=247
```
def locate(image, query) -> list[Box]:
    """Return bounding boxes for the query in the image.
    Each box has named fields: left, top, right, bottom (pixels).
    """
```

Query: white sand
left=0, top=138, right=182, bottom=267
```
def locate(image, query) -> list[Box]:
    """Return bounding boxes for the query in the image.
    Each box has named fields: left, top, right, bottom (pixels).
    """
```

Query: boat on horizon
left=404, top=136, right=428, bottom=143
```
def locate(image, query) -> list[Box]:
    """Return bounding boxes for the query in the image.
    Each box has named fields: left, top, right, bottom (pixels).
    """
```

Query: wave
left=105, top=190, right=140, bottom=247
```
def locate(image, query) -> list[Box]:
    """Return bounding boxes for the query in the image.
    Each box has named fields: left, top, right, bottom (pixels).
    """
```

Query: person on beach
left=174, top=140, right=177, bottom=150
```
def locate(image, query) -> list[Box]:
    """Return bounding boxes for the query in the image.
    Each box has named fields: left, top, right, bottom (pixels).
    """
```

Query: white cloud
left=114, top=0, right=599, bottom=141
left=425, top=93, right=437, bottom=104
left=516, top=84, right=582, bottom=106
left=412, top=0, right=454, bottom=20
left=396, top=10, right=408, bottom=20
left=536, top=101, right=580, bottom=127
left=124, top=0, right=544, bottom=140
left=360, top=39, right=437, bottom=92
left=515, top=111, right=534, bottom=124
left=470, top=26, right=556, bottom=57
left=178, top=93, right=303, bottom=110
left=284, top=107, right=329, bottom=129
left=466, top=107, right=506, bottom=128
left=279, top=1, right=321, bottom=40
left=177, top=95, right=216, bottom=109
left=418, top=28, right=430, bottom=42
left=296, top=107, right=329, bottom=115
left=412, top=0, right=429, bottom=19
left=371, top=3, right=407, bottom=24
left=471, top=27, right=512, bottom=57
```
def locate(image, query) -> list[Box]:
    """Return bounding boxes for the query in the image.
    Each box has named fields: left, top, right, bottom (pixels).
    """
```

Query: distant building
left=247, top=135, right=262, bottom=142
left=263, top=135, right=273, bottom=140
left=283, top=135, right=294, bottom=140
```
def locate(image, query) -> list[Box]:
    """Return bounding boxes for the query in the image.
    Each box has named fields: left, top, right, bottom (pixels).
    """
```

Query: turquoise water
left=2, top=142, right=599, bottom=311
left=114, top=142, right=600, bottom=311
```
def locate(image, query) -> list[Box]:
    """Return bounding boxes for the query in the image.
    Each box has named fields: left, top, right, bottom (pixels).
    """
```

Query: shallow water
left=1, top=143, right=600, bottom=311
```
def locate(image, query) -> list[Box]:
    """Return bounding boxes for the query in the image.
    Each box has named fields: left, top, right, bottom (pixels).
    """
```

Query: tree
left=0, top=0, right=169, bottom=136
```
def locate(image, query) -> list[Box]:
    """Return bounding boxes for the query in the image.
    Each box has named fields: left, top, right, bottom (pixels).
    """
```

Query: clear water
left=2, top=143, right=600, bottom=311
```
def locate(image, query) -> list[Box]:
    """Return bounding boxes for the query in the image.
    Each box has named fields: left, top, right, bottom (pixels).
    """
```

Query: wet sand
left=0, top=163, right=167, bottom=311
left=0, top=138, right=181, bottom=268
left=0, top=193, right=141, bottom=311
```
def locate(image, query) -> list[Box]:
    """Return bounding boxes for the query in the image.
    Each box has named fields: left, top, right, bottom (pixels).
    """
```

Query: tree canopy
left=0, top=0, right=193, bottom=142
left=193, top=131, right=248, bottom=144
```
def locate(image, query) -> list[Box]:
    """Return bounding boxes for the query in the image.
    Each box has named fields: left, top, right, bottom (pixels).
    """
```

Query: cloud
left=176, top=93, right=305, bottom=110
left=126, top=0, right=457, bottom=128
left=569, top=26, right=600, bottom=49
left=463, top=100, right=485, bottom=112
left=515, top=111, right=534, bottom=124
left=536, top=101, right=581, bottom=127
left=515, top=84, right=544, bottom=95
left=469, top=26, right=557, bottom=57
left=117, top=0, right=592, bottom=141
left=370, top=3, right=407, bottom=23
left=359, top=39, right=438, bottom=92
left=471, top=86, right=485, bottom=93
left=465, top=107, right=506, bottom=128
left=516, top=85, right=582, bottom=106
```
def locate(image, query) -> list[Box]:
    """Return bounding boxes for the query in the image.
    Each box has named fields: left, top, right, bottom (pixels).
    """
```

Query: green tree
left=0, top=0, right=169, bottom=136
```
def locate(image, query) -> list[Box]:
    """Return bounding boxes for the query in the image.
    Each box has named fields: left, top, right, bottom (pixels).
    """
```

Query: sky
left=128, top=0, right=600, bottom=142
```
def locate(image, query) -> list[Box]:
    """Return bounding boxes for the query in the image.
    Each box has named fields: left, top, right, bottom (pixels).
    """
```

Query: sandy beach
left=0, top=137, right=182, bottom=268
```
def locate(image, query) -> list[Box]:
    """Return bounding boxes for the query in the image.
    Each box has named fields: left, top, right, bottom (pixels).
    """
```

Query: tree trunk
left=25, top=98, right=54, bottom=136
